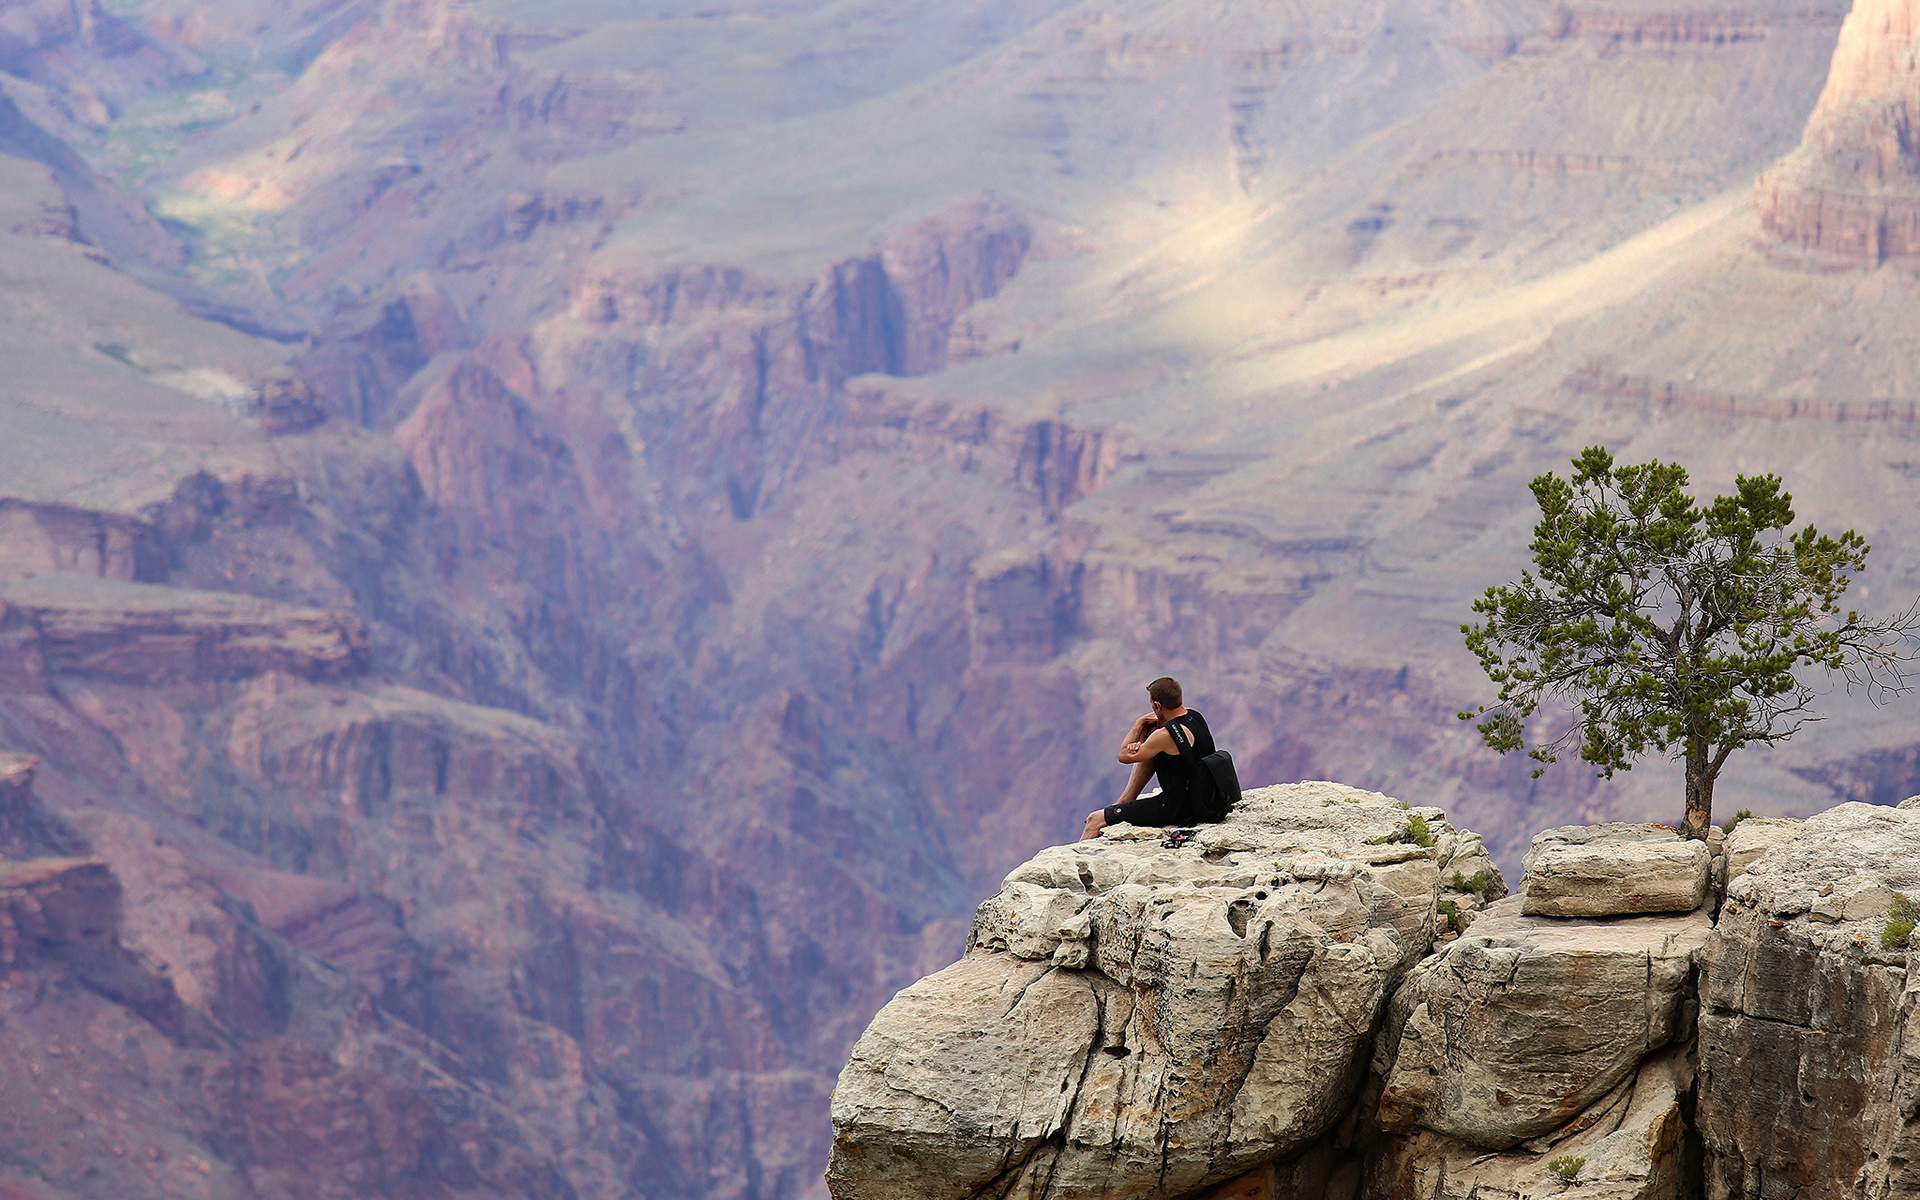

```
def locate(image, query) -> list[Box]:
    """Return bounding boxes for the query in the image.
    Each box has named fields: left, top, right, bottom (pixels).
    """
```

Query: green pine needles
left=1462, top=447, right=1920, bottom=839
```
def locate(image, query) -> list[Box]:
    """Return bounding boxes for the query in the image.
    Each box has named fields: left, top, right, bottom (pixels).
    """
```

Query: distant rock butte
left=1758, top=0, right=1920, bottom=259
left=831, top=798, right=1920, bottom=1200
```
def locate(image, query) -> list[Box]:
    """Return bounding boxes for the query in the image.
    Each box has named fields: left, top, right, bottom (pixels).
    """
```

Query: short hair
left=1147, top=677, right=1182, bottom=708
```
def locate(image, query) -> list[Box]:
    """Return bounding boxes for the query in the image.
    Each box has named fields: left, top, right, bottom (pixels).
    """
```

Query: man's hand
left=1132, top=712, right=1160, bottom=732
left=1081, top=809, right=1107, bottom=841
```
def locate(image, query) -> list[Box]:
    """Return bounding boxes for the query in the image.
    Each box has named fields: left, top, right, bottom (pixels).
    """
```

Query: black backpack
left=1168, top=718, right=1242, bottom=821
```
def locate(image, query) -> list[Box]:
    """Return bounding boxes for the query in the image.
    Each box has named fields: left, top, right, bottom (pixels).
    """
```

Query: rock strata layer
left=0, top=575, right=368, bottom=682
left=827, top=783, right=1503, bottom=1200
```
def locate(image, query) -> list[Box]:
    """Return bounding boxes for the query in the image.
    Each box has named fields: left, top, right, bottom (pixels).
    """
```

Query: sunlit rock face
left=1757, top=0, right=1920, bottom=258
left=827, top=784, right=1502, bottom=1200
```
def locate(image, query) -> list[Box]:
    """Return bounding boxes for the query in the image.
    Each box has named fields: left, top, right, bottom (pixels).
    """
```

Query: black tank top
left=1151, top=710, right=1215, bottom=810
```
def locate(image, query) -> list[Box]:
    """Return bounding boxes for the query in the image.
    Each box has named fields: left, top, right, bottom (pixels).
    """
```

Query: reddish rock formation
left=1757, top=0, right=1920, bottom=259
left=0, top=576, right=369, bottom=682
left=0, top=857, right=118, bottom=967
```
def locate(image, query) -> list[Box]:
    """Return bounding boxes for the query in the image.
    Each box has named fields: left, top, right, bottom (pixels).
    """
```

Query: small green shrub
left=1403, top=813, right=1436, bottom=848
left=1449, top=868, right=1501, bottom=900
left=1438, top=899, right=1462, bottom=933
left=1369, top=815, right=1438, bottom=848
left=1721, top=808, right=1755, bottom=835
left=1883, top=893, right=1915, bottom=951
left=1547, top=1155, right=1585, bottom=1182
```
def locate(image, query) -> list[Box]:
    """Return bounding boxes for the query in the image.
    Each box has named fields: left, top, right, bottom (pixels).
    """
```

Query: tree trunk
left=1682, top=753, right=1714, bottom=840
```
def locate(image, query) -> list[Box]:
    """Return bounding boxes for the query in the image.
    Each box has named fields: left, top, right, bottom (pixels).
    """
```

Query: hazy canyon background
left=0, top=0, right=1917, bottom=1196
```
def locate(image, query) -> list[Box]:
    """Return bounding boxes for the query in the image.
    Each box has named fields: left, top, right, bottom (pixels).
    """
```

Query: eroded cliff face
left=1757, top=0, right=1920, bottom=258
left=832, top=796, right=1920, bottom=1200
left=0, top=760, right=575, bottom=1200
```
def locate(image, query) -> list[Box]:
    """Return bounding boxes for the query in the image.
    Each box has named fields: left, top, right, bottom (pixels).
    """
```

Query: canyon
left=0, top=0, right=1918, bottom=1197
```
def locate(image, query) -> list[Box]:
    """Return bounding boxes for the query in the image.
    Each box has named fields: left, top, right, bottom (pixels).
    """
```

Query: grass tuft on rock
left=1884, top=893, right=1916, bottom=951
left=1547, top=1155, right=1585, bottom=1182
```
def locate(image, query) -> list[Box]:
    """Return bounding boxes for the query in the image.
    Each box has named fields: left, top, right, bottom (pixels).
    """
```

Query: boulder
left=1521, top=824, right=1710, bottom=917
left=826, top=783, right=1502, bottom=1200
left=1722, top=816, right=1802, bottom=881
left=1699, top=801, right=1920, bottom=1200
left=1367, top=1045, right=1696, bottom=1200
left=1374, top=898, right=1709, bottom=1148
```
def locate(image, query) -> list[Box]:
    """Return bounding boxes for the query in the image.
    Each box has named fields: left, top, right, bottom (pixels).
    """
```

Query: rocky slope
left=834, top=791, right=1920, bottom=1200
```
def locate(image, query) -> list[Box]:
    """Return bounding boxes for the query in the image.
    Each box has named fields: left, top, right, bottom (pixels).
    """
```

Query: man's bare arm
left=1115, top=712, right=1157, bottom=762
left=1118, top=726, right=1176, bottom=765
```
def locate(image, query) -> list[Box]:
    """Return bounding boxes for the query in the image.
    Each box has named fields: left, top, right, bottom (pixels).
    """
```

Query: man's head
left=1147, top=676, right=1183, bottom=713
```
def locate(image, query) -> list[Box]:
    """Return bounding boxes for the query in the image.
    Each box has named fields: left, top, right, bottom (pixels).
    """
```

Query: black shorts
left=1103, top=790, right=1202, bottom=829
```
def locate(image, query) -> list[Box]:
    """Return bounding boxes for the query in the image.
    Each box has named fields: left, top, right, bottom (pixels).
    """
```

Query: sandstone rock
left=1375, top=898, right=1709, bottom=1148
left=1368, top=1045, right=1696, bottom=1200
left=828, top=783, right=1493, bottom=1200
left=1521, top=824, right=1710, bottom=917
left=1722, top=816, right=1803, bottom=881
left=1700, top=801, right=1920, bottom=1200
left=1757, top=0, right=1920, bottom=260
left=0, top=576, right=367, bottom=682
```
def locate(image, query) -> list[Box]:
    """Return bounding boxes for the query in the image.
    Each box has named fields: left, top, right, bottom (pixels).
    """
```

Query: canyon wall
left=0, top=0, right=1916, bottom=1196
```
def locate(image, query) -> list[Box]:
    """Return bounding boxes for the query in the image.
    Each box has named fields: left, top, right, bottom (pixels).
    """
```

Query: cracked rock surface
left=1373, top=897, right=1709, bottom=1149
left=1701, top=799, right=1920, bottom=1200
left=825, top=782, right=1501, bottom=1200
left=1368, top=1043, right=1697, bottom=1200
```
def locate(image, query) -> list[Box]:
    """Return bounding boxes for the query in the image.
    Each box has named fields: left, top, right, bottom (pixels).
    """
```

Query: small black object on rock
left=1161, top=828, right=1200, bottom=849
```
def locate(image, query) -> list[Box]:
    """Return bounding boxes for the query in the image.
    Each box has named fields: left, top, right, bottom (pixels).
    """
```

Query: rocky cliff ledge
left=827, top=786, right=1920, bottom=1200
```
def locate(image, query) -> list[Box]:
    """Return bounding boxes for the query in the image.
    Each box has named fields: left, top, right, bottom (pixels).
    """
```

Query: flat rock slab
left=1375, top=897, right=1709, bottom=1149
left=827, top=782, right=1502, bottom=1200
left=1521, top=824, right=1709, bottom=917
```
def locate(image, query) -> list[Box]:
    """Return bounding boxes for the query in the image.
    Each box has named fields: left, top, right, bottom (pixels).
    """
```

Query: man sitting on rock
left=1081, top=676, right=1220, bottom=840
